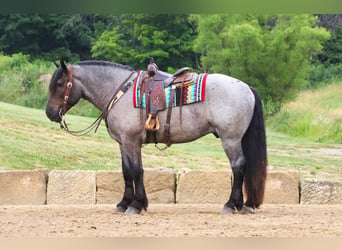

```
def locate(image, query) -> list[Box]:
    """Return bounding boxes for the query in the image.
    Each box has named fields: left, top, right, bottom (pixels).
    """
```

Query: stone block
left=176, top=169, right=232, bottom=204
left=96, top=168, right=176, bottom=204
left=301, top=179, right=342, bottom=204
left=0, top=169, right=48, bottom=205
left=47, top=170, right=96, bottom=204
left=144, top=168, right=176, bottom=203
left=96, top=170, right=124, bottom=204
left=263, top=171, right=299, bottom=204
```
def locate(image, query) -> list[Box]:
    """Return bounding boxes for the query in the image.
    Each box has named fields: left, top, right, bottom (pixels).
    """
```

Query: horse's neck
left=75, top=66, right=133, bottom=112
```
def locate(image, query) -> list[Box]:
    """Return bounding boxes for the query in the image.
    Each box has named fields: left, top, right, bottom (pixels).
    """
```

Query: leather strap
left=138, top=75, right=146, bottom=121
left=61, top=65, right=73, bottom=115
left=103, top=71, right=136, bottom=121
left=163, top=85, right=176, bottom=147
left=178, top=73, right=187, bottom=130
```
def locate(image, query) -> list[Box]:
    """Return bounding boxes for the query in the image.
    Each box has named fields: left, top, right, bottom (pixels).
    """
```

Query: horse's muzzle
left=45, top=107, right=62, bottom=123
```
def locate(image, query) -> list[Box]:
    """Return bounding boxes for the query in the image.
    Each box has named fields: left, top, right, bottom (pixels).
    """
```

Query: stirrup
left=145, top=114, right=160, bottom=131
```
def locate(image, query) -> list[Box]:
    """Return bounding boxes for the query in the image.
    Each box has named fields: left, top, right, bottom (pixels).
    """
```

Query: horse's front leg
left=116, top=143, right=148, bottom=214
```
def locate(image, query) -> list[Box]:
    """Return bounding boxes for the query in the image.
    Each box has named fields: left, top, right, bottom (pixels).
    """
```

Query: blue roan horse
left=46, top=60, right=267, bottom=214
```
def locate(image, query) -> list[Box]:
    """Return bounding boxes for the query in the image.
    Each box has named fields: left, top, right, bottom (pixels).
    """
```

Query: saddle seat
left=152, top=67, right=193, bottom=87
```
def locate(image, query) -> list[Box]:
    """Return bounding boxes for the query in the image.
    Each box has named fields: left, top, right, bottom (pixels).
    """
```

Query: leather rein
left=59, top=65, right=136, bottom=136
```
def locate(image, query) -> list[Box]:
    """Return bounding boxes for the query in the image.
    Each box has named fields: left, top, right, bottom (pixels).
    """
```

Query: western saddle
left=139, top=58, right=195, bottom=143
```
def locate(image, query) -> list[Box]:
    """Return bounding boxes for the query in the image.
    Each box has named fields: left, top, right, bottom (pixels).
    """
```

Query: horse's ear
left=60, top=60, right=67, bottom=73
left=54, top=61, right=60, bottom=68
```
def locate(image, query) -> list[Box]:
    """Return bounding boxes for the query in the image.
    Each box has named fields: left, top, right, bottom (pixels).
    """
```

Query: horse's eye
left=57, top=81, right=64, bottom=87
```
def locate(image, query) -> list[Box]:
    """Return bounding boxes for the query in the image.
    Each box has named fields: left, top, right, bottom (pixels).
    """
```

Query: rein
left=59, top=66, right=136, bottom=136
left=59, top=114, right=104, bottom=136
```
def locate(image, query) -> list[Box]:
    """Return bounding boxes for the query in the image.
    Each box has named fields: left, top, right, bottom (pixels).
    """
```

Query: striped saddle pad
left=133, top=70, right=208, bottom=109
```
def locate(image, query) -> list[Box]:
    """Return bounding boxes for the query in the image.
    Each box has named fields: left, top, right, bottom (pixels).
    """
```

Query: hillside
left=0, top=101, right=341, bottom=180
left=268, top=82, right=342, bottom=143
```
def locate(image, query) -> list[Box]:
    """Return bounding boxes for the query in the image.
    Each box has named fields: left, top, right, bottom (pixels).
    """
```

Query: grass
left=268, top=81, right=342, bottom=143
left=266, top=131, right=342, bottom=180
left=1, top=101, right=341, bottom=181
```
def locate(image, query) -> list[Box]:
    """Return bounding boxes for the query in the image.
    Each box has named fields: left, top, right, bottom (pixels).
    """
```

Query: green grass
left=268, top=81, right=342, bottom=143
left=1, top=101, right=341, bottom=180
left=266, top=131, right=342, bottom=180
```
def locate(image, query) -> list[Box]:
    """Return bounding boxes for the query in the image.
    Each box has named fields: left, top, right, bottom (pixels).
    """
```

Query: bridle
left=58, top=64, right=80, bottom=134
left=58, top=65, right=136, bottom=136
left=59, top=65, right=73, bottom=118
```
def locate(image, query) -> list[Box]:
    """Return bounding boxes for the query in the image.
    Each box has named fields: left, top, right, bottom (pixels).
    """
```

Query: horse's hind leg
left=116, top=143, right=148, bottom=214
left=221, top=139, right=246, bottom=214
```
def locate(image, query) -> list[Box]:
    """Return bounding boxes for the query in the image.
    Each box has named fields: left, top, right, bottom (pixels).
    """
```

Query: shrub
left=0, top=53, right=100, bottom=117
left=0, top=54, right=54, bottom=109
left=308, top=63, right=342, bottom=88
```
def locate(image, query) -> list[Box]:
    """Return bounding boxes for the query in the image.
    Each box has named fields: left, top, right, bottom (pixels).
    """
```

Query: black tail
left=241, top=87, right=267, bottom=208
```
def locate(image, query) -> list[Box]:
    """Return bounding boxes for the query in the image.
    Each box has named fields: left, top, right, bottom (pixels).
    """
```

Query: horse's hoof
left=239, top=205, right=256, bottom=214
left=115, top=206, right=126, bottom=213
left=125, top=206, right=141, bottom=214
left=221, top=206, right=237, bottom=215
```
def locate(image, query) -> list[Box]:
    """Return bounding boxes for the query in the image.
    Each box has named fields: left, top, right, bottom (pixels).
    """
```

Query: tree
left=0, top=14, right=46, bottom=55
left=91, top=14, right=198, bottom=71
left=318, top=26, right=342, bottom=64
left=91, top=27, right=130, bottom=64
left=0, top=14, right=198, bottom=69
left=194, top=14, right=330, bottom=113
left=0, top=14, right=119, bottom=62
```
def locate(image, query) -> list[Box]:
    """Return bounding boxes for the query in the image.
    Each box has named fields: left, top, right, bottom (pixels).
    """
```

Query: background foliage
left=0, top=14, right=341, bottom=116
left=194, top=14, right=330, bottom=112
left=91, top=14, right=198, bottom=71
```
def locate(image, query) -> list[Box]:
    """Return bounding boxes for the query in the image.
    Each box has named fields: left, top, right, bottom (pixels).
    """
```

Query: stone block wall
left=0, top=169, right=341, bottom=205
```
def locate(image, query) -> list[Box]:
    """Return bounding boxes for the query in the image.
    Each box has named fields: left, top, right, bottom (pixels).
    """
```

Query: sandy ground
left=0, top=203, right=341, bottom=237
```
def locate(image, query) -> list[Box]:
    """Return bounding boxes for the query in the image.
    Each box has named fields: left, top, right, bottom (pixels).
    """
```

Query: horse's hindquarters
left=205, top=74, right=255, bottom=141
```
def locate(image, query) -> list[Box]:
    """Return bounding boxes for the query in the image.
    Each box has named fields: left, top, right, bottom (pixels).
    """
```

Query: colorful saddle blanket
left=133, top=70, right=208, bottom=109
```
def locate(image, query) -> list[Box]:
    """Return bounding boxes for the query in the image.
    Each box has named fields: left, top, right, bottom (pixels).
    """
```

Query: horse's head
left=45, top=60, right=81, bottom=123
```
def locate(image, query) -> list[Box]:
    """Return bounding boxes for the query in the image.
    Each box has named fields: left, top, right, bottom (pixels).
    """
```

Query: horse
left=45, top=60, right=267, bottom=214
